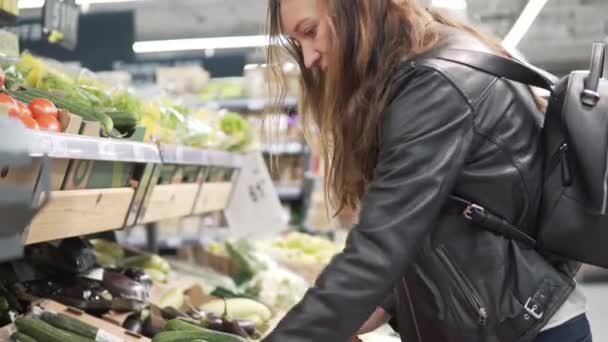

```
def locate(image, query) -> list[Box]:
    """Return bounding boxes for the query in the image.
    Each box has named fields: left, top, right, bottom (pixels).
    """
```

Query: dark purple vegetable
left=160, top=306, right=188, bottom=320
left=123, top=315, right=143, bottom=334
left=121, top=268, right=153, bottom=289
left=203, top=315, right=224, bottom=332
left=29, top=278, right=114, bottom=315
left=142, top=313, right=166, bottom=338
left=222, top=319, right=249, bottom=338
left=186, top=309, right=202, bottom=320
left=235, top=319, right=256, bottom=336
left=102, top=271, right=148, bottom=302
left=109, top=298, right=146, bottom=313
left=25, top=238, right=96, bottom=275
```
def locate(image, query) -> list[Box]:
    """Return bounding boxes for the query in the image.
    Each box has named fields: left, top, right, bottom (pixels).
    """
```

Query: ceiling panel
left=135, top=0, right=267, bottom=41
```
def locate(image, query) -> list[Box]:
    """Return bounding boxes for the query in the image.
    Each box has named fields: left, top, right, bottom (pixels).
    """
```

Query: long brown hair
left=267, top=0, right=510, bottom=214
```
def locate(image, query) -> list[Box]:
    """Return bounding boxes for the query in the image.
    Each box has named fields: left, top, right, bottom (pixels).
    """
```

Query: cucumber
left=40, top=311, right=98, bottom=339
left=14, top=317, right=94, bottom=342
left=11, top=332, right=38, bottom=342
left=151, top=331, right=211, bottom=342
left=5, top=88, right=114, bottom=134
left=107, top=111, right=138, bottom=133
left=164, top=319, right=247, bottom=342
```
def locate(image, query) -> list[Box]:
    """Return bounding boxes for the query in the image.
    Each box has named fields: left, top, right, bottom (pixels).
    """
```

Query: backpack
left=435, top=42, right=608, bottom=268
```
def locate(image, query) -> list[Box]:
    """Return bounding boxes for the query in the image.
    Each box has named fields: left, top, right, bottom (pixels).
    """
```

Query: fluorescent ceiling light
left=133, top=35, right=270, bottom=54
left=18, top=0, right=44, bottom=9
left=432, top=0, right=467, bottom=10
left=19, top=0, right=136, bottom=9
left=502, top=0, right=548, bottom=49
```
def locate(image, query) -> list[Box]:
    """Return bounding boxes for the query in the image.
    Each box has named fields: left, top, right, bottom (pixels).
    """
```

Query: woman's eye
left=304, top=26, right=317, bottom=37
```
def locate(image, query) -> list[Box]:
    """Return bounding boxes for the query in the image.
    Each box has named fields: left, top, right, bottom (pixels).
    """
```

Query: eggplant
left=142, top=313, right=166, bottom=338
left=235, top=319, right=256, bottom=336
left=222, top=319, right=249, bottom=338
left=25, top=238, right=96, bottom=275
left=123, top=315, right=143, bottom=334
left=200, top=313, right=255, bottom=337
left=27, top=277, right=144, bottom=316
left=109, top=298, right=145, bottom=313
left=121, top=268, right=153, bottom=290
left=186, top=308, right=202, bottom=320
left=160, top=306, right=188, bottom=320
left=102, top=270, right=148, bottom=302
left=203, top=315, right=224, bottom=332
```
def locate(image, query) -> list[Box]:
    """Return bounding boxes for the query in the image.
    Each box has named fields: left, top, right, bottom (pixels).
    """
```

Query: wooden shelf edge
left=24, top=188, right=135, bottom=245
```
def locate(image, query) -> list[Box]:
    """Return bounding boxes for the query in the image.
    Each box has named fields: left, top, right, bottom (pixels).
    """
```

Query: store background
left=0, top=0, right=605, bottom=340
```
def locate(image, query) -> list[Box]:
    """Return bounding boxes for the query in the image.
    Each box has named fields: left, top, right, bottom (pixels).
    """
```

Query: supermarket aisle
left=583, top=283, right=608, bottom=340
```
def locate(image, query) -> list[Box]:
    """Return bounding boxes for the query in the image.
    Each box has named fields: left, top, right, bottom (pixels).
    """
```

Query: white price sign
left=224, top=152, right=288, bottom=239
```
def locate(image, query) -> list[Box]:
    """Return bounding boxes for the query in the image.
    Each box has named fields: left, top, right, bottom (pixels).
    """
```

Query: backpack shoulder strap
left=425, top=48, right=556, bottom=91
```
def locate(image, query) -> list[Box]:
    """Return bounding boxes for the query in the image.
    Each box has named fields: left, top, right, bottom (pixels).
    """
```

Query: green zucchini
left=107, top=111, right=138, bottom=133
left=14, top=317, right=94, bottom=342
left=164, top=319, right=247, bottom=342
left=39, top=311, right=98, bottom=339
left=11, top=332, right=38, bottom=342
left=152, top=331, right=211, bottom=342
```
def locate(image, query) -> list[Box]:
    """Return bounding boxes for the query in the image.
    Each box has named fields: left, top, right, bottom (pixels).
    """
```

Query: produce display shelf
left=24, top=188, right=135, bottom=245
left=28, top=131, right=162, bottom=163
left=193, top=181, right=234, bottom=214
left=204, top=96, right=298, bottom=112
left=141, top=183, right=200, bottom=223
left=159, top=144, right=244, bottom=168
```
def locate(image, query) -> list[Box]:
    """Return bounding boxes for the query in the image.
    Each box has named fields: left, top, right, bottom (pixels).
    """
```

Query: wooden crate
left=0, top=112, right=83, bottom=191
left=193, top=182, right=233, bottom=214
left=141, top=183, right=199, bottom=223
left=40, top=300, right=150, bottom=342
left=24, top=187, right=134, bottom=244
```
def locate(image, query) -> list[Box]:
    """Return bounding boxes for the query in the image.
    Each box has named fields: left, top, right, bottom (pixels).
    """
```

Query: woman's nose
left=303, top=48, right=321, bottom=69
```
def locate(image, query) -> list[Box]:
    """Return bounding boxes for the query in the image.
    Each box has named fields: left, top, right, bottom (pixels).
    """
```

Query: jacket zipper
left=546, top=142, right=567, bottom=178
left=437, top=246, right=488, bottom=326
left=402, top=279, right=423, bottom=342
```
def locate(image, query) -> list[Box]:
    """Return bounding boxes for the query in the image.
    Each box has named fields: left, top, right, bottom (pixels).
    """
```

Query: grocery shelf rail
left=29, top=131, right=162, bottom=163
left=0, top=126, right=249, bottom=260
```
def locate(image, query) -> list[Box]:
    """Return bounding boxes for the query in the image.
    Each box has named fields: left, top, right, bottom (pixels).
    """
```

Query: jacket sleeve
left=263, top=68, right=474, bottom=341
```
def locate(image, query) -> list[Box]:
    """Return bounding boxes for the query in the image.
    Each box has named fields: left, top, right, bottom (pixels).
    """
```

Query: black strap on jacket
left=423, top=48, right=552, bottom=248
left=427, top=48, right=557, bottom=90
left=447, top=196, right=538, bottom=248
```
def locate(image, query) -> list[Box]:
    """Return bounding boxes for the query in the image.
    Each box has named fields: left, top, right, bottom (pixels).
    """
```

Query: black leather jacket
left=264, top=29, right=578, bottom=342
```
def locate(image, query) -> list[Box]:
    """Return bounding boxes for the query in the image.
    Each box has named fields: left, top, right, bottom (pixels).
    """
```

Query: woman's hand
left=357, top=307, right=391, bottom=335
left=348, top=307, right=391, bottom=342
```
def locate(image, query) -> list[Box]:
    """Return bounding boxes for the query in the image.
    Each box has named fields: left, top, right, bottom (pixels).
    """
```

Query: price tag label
left=224, top=152, right=288, bottom=239
left=43, top=0, right=79, bottom=50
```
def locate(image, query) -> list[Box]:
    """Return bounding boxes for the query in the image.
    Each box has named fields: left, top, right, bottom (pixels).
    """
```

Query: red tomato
left=0, top=93, right=18, bottom=117
left=0, top=72, right=5, bottom=89
left=17, top=102, right=32, bottom=117
left=28, top=98, right=58, bottom=119
left=35, top=114, right=62, bottom=132
left=19, top=115, right=39, bottom=130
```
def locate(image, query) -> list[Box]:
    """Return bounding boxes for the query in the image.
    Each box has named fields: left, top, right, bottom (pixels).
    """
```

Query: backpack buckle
left=463, top=204, right=485, bottom=221
left=524, top=297, right=544, bottom=320
left=581, top=89, right=600, bottom=107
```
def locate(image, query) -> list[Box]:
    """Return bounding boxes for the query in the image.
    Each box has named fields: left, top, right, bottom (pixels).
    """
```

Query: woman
left=263, top=1, right=592, bottom=341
